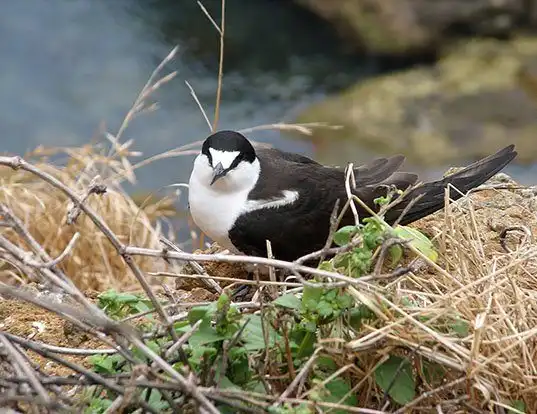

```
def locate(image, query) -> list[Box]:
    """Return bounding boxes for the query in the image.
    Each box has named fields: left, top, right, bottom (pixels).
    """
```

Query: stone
left=295, top=37, right=537, bottom=166
left=295, top=0, right=533, bottom=55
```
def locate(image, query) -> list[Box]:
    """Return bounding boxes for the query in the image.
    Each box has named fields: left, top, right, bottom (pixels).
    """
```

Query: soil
left=0, top=297, right=107, bottom=377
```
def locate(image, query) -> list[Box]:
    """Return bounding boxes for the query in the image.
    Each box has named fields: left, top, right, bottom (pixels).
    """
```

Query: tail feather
left=354, top=155, right=406, bottom=186
left=385, top=145, right=517, bottom=225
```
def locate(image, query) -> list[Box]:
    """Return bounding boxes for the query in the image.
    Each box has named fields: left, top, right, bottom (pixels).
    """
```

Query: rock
left=295, top=37, right=537, bottom=166
left=295, top=0, right=532, bottom=55
left=412, top=175, right=537, bottom=258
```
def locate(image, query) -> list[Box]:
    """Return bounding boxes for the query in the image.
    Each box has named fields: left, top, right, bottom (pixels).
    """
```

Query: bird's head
left=191, top=130, right=260, bottom=192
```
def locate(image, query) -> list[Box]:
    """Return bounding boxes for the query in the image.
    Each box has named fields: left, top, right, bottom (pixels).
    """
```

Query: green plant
left=97, top=290, right=153, bottom=320
left=375, top=355, right=416, bottom=405
left=326, top=203, right=437, bottom=278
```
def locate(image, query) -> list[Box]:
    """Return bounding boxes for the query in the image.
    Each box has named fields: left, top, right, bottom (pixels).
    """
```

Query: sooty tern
left=188, top=130, right=517, bottom=262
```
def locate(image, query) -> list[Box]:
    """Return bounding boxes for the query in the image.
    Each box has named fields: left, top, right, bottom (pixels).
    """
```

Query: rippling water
left=1, top=0, right=534, bottom=229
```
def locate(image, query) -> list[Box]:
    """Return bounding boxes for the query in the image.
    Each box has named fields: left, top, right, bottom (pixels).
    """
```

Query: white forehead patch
left=209, top=148, right=240, bottom=170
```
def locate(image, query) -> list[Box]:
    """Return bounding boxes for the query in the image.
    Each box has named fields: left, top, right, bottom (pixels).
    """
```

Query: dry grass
left=342, top=181, right=537, bottom=412
left=0, top=143, right=180, bottom=291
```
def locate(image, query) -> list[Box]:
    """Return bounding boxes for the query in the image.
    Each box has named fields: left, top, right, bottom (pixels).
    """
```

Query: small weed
left=97, top=290, right=153, bottom=320
left=325, top=210, right=437, bottom=279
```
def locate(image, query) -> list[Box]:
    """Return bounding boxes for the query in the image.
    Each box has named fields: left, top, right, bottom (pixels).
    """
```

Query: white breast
left=188, top=154, right=299, bottom=252
left=188, top=173, right=250, bottom=252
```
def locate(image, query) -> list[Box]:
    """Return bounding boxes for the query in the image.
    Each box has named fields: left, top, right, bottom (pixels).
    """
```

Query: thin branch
left=0, top=155, right=178, bottom=343
left=197, top=0, right=226, bottom=131
left=159, top=237, right=222, bottom=293
left=185, top=80, right=213, bottom=131
left=0, top=334, right=50, bottom=404
left=1, top=333, right=117, bottom=355
left=273, top=347, right=321, bottom=405
left=165, top=319, right=202, bottom=359
left=197, top=1, right=222, bottom=35
left=124, top=245, right=373, bottom=289
left=108, top=46, right=178, bottom=156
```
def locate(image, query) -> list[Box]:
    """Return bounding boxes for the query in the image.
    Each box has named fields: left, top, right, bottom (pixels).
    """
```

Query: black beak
left=210, top=162, right=227, bottom=185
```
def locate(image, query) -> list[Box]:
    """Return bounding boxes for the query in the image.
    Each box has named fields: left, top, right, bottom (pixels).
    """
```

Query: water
left=0, top=0, right=376, bottom=184
left=0, top=0, right=534, bottom=228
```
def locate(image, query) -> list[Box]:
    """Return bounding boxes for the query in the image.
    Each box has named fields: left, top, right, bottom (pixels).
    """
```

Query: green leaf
left=189, top=345, right=217, bottom=366
left=241, top=314, right=283, bottom=351
left=348, top=304, right=375, bottom=331
left=375, top=355, right=416, bottom=405
left=141, top=389, right=169, bottom=411
left=295, top=330, right=315, bottom=359
left=324, top=378, right=358, bottom=413
left=133, top=301, right=151, bottom=314
left=451, top=318, right=469, bottom=337
left=219, top=376, right=242, bottom=390
left=333, top=225, right=358, bottom=246
left=336, top=292, right=353, bottom=310
left=302, top=285, right=323, bottom=311
left=85, top=397, right=113, bottom=414
left=188, top=306, right=210, bottom=324
left=374, top=195, right=390, bottom=206
left=301, top=320, right=317, bottom=333
left=247, top=380, right=267, bottom=394
left=113, top=293, right=142, bottom=303
left=316, top=300, right=334, bottom=318
left=229, top=352, right=251, bottom=385
left=273, top=294, right=301, bottom=310
left=89, top=355, right=114, bottom=374
left=508, top=400, right=526, bottom=413
left=189, top=325, right=228, bottom=348
left=98, top=290, right=140, bottom=304
left=324, top=289, right=337, bottom=301
left=393, top=226, right=438, bottom=262
left=317, top=355, right=337, bottom=372
left=318, top=260, right=336, bottom=272
left=217, top=292, right=231, bottom=310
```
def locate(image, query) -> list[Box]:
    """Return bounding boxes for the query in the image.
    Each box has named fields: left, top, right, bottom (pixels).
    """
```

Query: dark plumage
left=227, top=139, right=516, bottom=261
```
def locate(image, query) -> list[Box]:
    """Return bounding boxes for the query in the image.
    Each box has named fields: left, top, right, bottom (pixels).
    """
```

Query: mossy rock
left=295, top=0, right=529, bottom=55
left=295, top=37, right=537, bottom=166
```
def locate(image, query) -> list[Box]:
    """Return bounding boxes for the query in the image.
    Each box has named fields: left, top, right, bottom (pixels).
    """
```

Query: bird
left=188, top=130, right=517, bottom=262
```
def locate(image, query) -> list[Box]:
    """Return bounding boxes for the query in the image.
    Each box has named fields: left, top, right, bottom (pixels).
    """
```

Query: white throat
left=188, top=152, right=299, bottom=252
left=208, top=148, right=239, bottom=169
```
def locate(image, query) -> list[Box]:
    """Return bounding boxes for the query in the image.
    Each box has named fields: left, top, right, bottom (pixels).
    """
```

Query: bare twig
left=0, top=155, right=179, bottom=342
left=108, top=46, right=178, bottom=157
left=124, top=245, right=373, bottom=289
left=185, top=81, right=213, bottom=131
left=273, top=347, right=321, bottom=405
left=66, top=181, right=107, bottom=225
left=159, top=237, right=222, bottom=294
left=165, top=319, right=202, bottom=359
left=196, top=0, right=226, bottom=130
left=0, top=334, right=50, bottom=404
left=1, top=333, right=117, bottom=355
